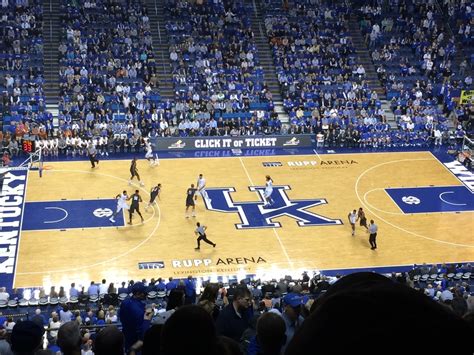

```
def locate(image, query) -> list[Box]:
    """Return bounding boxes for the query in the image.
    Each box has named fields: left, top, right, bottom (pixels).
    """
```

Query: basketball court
left=3, top=150, right=473, bottom=289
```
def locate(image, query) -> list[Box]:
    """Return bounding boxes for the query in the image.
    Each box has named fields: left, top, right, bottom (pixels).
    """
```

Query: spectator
left=0, top=287, right=9, bottom=301
left=87, top=281, right=99, bottom=296
left=10, top=321, right=45, bottom=355
left=119, top=282, right=152, bottom=351
left=281, top=293, right=305, bottom=349
left=31, top=309, right=46, bottom=328
left=184, top=275, right=197, bottom=304
left=215, top=285, right=253, bottom=341
left=93, top=325, right=124, bottom=355
left=0, top=327, right=12, bottom=355
left=198, top=283, right=221, bottom=320
left=60, top=305, right=73, bottom=323
left=69, top=283, right=78, bottom=298
left=248, top=312, right=287, bottom=355
left=99, top=279, right=108, bottom=295
left=161, top=305, right=218, bottom=355
left=285, top=272, right=474, bottom=354
left=57, top=321, right=81, bottom=355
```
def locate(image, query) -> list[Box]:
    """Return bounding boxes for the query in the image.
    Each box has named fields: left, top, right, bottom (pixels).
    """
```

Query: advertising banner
left=152, top=135, right=313, bottom=151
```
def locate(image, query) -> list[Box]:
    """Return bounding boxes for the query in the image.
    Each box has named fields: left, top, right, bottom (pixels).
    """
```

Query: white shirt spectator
left=99, top=283, right=108, bottom=295
left=0, top=288, right=9, bottom=301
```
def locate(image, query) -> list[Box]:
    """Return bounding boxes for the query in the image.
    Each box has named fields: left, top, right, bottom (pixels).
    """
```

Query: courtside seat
left=462, top=273, right=471, bottom=280
left=39, top=297, right=49, bottom=306
left=69, top=296, right=78, bottom=304
left=89, top=294, right=99, bottom=303
left=78, top=294, right=89, bottom=305
left=437, top=274, right=445, bottom=281
left=157, top=291, right=166, bottom=299
left=429, top=274, right=438, bottom=282
left=454, top=273, right=463, bottom=280
left=18, top=298, right=28, bottom=307
left=29, top=298, right=39, bottom=306
left=49, top=297, right=59, bottom=306
left=0, top=300, right=7, bottom=309
left=59, top=296, right=68, bottom=304
left=8, top=300, right=18, bottom=308
left=118, top=293, right=128, bottom=302
left=447, top=273, right=455, bottom=279
left=147, top=291, right=157, bottom=300
left=420, top=274, right=429, bottom=282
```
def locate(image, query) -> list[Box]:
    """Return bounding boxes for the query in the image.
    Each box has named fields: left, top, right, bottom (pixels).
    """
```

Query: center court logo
left=168, top=140, right=186, bottom=149
left=204, top=185, right=342, bottom=229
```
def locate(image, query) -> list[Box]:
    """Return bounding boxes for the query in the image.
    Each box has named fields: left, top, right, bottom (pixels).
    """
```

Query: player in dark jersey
left=128, top=157, right=144, bottom=186
left=185, top=183, right=197, bottom=218
left=357, top=207, right=369, bottom=232
left=145, top=183, right=161, bottom=212
left=129, top=189, right=144, bottom=225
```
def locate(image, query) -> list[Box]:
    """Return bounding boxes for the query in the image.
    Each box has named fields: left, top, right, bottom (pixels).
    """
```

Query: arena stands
left=0, top=0, right=51, bottom=146
left=165, top=0, right=278, bottom=136
left=0, top=264, right=472, bottom=353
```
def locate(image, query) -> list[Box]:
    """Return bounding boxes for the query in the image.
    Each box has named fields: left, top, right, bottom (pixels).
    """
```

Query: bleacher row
left=0, top=263, right=472, bottom=354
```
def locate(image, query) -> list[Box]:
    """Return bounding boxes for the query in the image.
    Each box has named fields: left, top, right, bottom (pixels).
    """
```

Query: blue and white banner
left=152, top=135, right=314, bottom=151
left=0, top=169, right=28, bottom=289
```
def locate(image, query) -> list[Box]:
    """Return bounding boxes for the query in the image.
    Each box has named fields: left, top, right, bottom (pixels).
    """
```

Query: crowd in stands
left=0, top=0, right=50, bottom=138
left=357, top=0, right=472, bottom=140
left=0, top=264, right=473, bottom=354
left=0, top=0, right=472, bottom=164
left=165, top=0, right=278, bottom=136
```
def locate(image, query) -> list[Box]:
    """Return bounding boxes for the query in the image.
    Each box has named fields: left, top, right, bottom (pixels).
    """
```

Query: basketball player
left=129, top=157, right=144, bottom=186
left=194, top=222, right=216, bottom=250
left=357, top=207, right=369, bottom=232
left=144, top=139, right=158, bottom=166
left=196, top=173, right=211, bottom=204
left=185, top=183, right=197, bottom=218
left=145, top=183, right=161, bottom=212
left=110, top=190, right=129, bottom=223
left=348, top=209, right=357, bottom=236
left=129, top=189, right=144, bottom=225
left=263, top=175, right=274, bottom=208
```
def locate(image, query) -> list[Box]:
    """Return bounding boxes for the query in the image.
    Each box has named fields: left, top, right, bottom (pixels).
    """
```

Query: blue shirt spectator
left=87, top=282, right=99, bottom=296
left=119, top=282, right=151, bottom=351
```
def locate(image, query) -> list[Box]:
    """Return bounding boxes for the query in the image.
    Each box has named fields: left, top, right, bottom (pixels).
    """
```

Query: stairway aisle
left=248, top=0, right=288, bottom=121
left=43, top=0, right=61, bottom=118
left=348, top=14, right=396, bottom=127
left=147, top=0, right=174, bottom=100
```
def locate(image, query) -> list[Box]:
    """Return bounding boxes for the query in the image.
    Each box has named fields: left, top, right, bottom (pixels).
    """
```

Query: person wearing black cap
left=10, top=320, right=45, bottom=354
left=119, top=282, right=152, bottom=352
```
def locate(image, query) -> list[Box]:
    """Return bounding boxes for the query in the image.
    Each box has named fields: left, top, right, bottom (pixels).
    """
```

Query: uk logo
left=204, top=185, right=342, bottom=229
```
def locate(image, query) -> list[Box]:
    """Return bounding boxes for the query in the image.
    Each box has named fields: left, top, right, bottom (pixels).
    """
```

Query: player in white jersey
left=348, top=209, right=357, bottom=236
left=196, top=173, right=211, bottom=204
left=110, top=190, right=129, bottom=223
left=263, top=175, right=274, bottom=208
left=144, top=139, right=158, bottom=166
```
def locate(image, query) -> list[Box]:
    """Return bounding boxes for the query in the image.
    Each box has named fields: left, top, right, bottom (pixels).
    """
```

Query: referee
left=368, top=220, right=378, bottom=250
left=87, top=143, right=99, bottom=168
left=194, top=222, right=216, bottom=250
